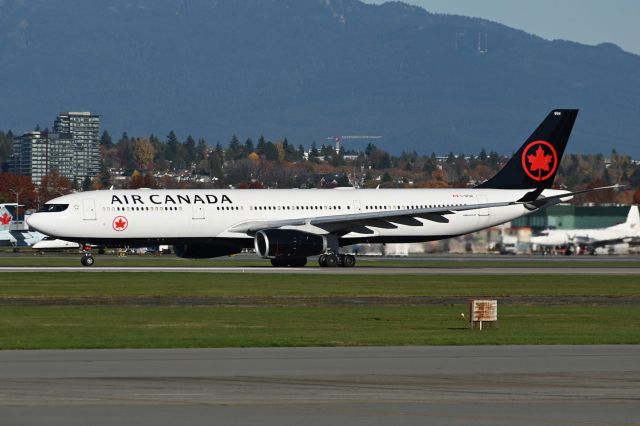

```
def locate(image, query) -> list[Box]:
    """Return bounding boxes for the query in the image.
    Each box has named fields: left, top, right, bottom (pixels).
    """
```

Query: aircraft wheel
left=342, top=255, right=356, bottom=267
left=288, top=257, right=307, bottom=267
left=81, top=254, right=94, bottom=267
left=318, top=254, right=328, bottom=267
left=324, top=254, right=338, bottom=267
left=270, top=258, right=287, bottom=267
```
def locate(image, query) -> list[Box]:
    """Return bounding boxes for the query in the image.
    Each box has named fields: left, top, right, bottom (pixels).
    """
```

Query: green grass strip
left=1, top=305, right=638, bottom=349
left=1, top=272, right=639, bottom=298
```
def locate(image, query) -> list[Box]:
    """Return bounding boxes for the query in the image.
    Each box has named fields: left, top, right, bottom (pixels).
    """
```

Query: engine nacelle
left=254, top=229, right=327, bottom=259
left=173, top=243, right=242, bottom=259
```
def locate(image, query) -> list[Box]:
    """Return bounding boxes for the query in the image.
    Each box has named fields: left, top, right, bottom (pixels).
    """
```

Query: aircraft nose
left=26, top=213, right=47, bottom=233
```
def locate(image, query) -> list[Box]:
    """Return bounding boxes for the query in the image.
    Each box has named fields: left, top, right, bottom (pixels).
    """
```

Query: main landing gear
left=318, top=252, right=356, bottom=268
left=80, top=244, right=94, bottom=267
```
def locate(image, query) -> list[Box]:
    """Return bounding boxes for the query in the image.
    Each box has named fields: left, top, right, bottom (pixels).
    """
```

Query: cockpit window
left=38, top=204, right=69, bottom=213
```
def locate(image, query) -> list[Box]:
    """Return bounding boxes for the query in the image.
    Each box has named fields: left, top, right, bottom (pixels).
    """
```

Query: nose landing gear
left=80, top=245, right=94, bottom=266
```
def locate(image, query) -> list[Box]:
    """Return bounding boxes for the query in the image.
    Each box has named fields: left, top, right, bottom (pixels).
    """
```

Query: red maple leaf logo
left=527, top=146, right=553, bottom=173
left=521, top=140, right=558, bottom=182
left=0, top=212, right=11, bottom=225
left=112, top=216, right=128, bottom=231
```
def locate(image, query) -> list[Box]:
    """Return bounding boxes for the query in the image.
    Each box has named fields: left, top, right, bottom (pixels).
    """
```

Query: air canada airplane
left=27, top=109, right=617, bottom=267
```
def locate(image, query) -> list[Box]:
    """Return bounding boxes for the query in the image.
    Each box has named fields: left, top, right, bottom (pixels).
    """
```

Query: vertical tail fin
left=476, top=109, right=578, bottom=190
left=624, top=206, right=639, bottom=228
left=0, top=206, right=13, bottom=230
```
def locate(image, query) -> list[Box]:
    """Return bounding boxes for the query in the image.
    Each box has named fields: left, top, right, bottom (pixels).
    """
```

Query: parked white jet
left=0, top=204, right=46, bottom=248
left=531, top=206, right=640, bottom=255
left=27, top=109, right=617, bottom=267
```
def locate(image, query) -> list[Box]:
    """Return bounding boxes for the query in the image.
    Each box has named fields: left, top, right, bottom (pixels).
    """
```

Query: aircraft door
left=352, top=200, right=362, bottom=212
left=82, top=199, right=96, bottom=220
left=192, top=204, right=205, bottom=220
left=476, top=195, right=490, bottom=216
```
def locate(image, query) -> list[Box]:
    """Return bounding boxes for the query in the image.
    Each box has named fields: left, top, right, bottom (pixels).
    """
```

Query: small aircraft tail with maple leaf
left=0, top=204, right=15, bottom=231
left=476, top=109, right=578, bottom=191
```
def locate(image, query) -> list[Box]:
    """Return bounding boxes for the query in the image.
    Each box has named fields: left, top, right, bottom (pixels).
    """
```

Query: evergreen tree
left=116, top=132, right=132, bottom=171
left=99, top=163, right=112, bottom=188
left=283, top=138, right=299, bottom=162
left=488, top=151, right=500, bottom=169
left=165, top=131, right=180, bottom=162
left=208, top=143, right=224, bottom=177
left=150, top=134, right=171, bottom=171
left=310, top=141, right=319, bottom=158
left=375, top=152, right=392, bottom=169
left=227, top=134, right=242, bottom=160
left=244, top=137, right=254, bottom=154
left=100, top=130, right=113, bottom=148
left=256, top=136, right=266, bottom=155
left=422, top=154, right=437, bottom=176
left=264, top=141, right=279, bottom=161
left=166, top=131, right=186, bottom=169
left=196, top=138, right=208, bottom=163
left=184, top=135, right=197, bottom=166
left=81, top=176, right=92, bottom=191
left=365, top=143, right=377, bottom=157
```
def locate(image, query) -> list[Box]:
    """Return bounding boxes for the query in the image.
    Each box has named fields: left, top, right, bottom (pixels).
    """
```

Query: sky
left=364, top=0, right=640, bottom=56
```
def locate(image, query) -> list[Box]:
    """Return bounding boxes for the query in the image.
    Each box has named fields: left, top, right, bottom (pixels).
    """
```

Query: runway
left=1, top=265, right=640, bottom=275
left=1, top=346, right=639, bottom=425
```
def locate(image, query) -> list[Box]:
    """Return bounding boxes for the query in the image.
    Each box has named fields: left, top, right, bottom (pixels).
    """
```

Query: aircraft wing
left=573, top=236, right=628, bottom=248
left=227, top=185, right=620, bottom=235
left=227, top=200, right=515, bottom=234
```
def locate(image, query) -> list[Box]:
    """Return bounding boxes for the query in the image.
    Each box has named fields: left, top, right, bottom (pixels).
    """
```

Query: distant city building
left=54, top=112, right=100, bottom=182
left=12, top=131, right=49, bottom=185
left=11, top=131, right=76, bottom=185
left=11, top=111, right=99, bottom=185
left=47, top=132, right=75, bottom=180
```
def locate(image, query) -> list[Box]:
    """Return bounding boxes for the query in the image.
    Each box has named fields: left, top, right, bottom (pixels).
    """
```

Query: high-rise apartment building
left=12, top=131, right=49, bottom=186
left=12, top=131, right=75, bottom=186
left=47, top=132, right=75, bottom=179
left=54, top=112, right=100, bottom=181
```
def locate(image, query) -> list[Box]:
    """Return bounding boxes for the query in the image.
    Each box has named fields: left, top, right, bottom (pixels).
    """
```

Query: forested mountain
left=1, top=0, right=639, bottom=155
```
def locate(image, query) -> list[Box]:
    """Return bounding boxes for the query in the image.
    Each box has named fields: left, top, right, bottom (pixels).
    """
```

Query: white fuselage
left=27, top=188, right=565, bottom=247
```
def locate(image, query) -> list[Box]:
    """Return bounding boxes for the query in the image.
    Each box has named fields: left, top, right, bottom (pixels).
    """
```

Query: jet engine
left=173, top=243, right=242, bottom=259
left=254, top=229, right=327, bottom=259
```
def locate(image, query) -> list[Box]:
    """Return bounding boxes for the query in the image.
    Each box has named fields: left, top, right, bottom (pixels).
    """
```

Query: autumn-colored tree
left=582, top=179, right=617, bottom=204
left=0, top=172, right=37, bottom=211
left=633, top=188, right=640, bottom=205
left=133, top=138, right=155, bottom=170
left=129, top=170, right=158, bottom=189
left=38, top=170, right=72, bottom=204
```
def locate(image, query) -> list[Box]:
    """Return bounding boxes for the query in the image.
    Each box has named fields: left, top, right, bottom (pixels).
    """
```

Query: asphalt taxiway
left=1, top=346, right=639, bottom=426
